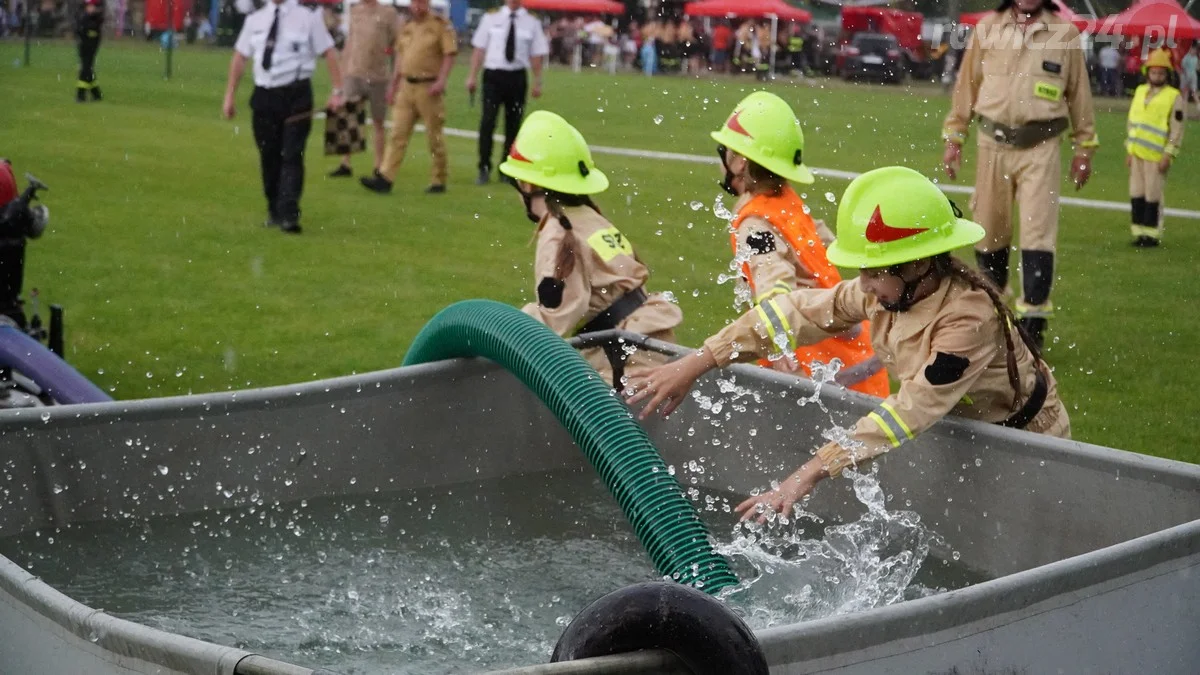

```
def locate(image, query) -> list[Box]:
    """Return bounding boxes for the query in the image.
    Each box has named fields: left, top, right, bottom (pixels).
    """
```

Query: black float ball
left=551, top=581, right=769, bottom=675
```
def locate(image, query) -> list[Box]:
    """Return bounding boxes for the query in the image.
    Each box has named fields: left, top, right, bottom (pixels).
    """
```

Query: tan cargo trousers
left=380, top=81, right=448, bottom=186
left=970, top=135, right=1062, bottom=255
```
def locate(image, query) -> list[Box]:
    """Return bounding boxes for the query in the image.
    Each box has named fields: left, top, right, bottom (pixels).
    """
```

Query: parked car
left=839, top=32, right=906, bottom=84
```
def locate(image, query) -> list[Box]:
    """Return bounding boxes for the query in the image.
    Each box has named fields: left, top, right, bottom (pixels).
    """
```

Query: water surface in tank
left=0, top=468, right=988, bottom=674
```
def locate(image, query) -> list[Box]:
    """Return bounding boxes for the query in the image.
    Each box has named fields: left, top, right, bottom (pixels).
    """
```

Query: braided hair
left=536, top=192, right=607, bottom=283
left=931, top=254, right=1042, bottom=413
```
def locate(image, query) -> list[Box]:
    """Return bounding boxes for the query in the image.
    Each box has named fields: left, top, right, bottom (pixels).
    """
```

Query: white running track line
left=331, top=113, right=1200, bottom=220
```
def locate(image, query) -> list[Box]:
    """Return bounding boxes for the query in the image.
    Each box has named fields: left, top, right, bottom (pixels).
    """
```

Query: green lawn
left=2, top=39, right=1197, bottom=464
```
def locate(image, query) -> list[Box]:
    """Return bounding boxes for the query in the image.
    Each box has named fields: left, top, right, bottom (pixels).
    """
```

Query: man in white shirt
left=1098, top=43, right=1120, bottom=97
left=222, top=0, right=344, bottom=235
left=465, top=0, right=549, bottom=185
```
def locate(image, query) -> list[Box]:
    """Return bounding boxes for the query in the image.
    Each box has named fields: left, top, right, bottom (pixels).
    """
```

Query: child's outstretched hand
left=734, top=459, right=827, bottom=524
left=623, top=349, right=718, bottom=420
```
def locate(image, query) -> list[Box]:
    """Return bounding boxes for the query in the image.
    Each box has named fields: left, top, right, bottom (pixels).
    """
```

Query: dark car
left=839, top=32, right=906, bottom=84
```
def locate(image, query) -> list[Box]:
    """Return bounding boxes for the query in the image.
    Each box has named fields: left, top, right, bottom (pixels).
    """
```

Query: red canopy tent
left=523, top=0, right=625, bottom=14
left=1082, top=0, right=1200, bottom=41
left=959, top=0, right=1087, bottom=29
left=683, top=0, right=813, bottom=23
left=841, top=5, right=922, bottom=54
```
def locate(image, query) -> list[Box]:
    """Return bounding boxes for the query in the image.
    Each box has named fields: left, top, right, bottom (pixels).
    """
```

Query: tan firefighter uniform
left=342, top=1, right=400, bottom=126
left=701, top=275, right=1069, bottom=477
left=522, top=205, right=684, bottom=388
left=1127, top=80, right=1185, bottom=244
left=943, top=7, right=1098, bottom=344
left=379, top=11, right=457, bottom=186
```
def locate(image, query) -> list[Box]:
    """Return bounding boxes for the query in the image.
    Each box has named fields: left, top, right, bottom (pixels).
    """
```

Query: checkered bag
left=323, top=98, right=368, bottom=156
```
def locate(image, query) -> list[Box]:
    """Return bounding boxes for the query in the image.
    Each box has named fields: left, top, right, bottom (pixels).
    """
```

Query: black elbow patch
left=537, top=277, right=565, bottom=309
left=745, top=231, right=776, bottom=255
left=925, top=352, right=970, bottom=385
left=1176, top=110, right=1184, bottom=122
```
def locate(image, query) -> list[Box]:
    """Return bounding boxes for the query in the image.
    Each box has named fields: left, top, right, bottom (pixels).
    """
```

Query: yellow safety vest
left=1127, top=84, right=1180, bottom=162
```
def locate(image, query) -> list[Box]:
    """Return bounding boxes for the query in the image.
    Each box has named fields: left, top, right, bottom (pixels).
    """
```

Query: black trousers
left=478, top=68, right=527, bottom=172
left=77, top=37, right=99, bottom=87
left=250, top=79, right=313, bottom=223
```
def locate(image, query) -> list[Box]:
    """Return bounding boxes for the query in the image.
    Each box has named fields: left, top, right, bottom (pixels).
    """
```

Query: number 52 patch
left=1034, top=81, right=1063, bottom=102
left=588, top=227, right=634, bottom=261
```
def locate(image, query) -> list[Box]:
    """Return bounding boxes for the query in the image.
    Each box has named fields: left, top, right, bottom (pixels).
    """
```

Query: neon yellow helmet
left=710, top=91, right=814, bottom=185
left=499, top=111, right=609, bottom=195
left=826, top=166, right=985, bottom=269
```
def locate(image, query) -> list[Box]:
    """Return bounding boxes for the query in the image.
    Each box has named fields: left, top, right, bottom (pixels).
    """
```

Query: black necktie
left=505, top=11, right=516, bottom=63
left=262, top=6, right=280, bottom=70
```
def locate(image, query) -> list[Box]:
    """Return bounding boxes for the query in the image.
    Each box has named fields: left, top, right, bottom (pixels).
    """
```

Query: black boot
left=1021, top=250, right=1055, bottom=307
left=1018, top=317, right=1047, bottom=351
left=76, top=87, right=87, bottom=103
left=975, top=249, right=1010, bottom=291
left=90, top=86, right=102, bottom=101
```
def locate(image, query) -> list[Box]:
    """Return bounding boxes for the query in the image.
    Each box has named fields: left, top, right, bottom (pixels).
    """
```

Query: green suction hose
left=402, top=300, right=739, bottom=595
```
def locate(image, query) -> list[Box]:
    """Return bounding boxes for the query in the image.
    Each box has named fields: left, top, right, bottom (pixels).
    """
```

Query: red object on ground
left=144, top=0, right=193, bottom=31
left=0, top=161, right=16, bottom=209
left=524, top=0, right=624, bottom=14
left=683, top=0, right=812, bottom=23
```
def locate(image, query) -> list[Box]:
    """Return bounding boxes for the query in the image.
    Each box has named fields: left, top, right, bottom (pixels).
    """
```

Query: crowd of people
left=544, top=14, right=823, bottom=79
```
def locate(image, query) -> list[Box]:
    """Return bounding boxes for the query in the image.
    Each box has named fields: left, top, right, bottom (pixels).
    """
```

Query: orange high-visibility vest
left=730, top=187, right=890, bottom=398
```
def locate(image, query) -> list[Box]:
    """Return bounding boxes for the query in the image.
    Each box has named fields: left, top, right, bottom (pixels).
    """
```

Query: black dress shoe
left=475, top=168, right=490, bottom=185
left=329, top=164, right=353, bottom=178
left=360, top=171, right=393, bottom=194
left=280, top=221, right=303, bottom=234
left=1132, top=236, right=1160, bottom=248
left=425, top=184, right=446, bottom=194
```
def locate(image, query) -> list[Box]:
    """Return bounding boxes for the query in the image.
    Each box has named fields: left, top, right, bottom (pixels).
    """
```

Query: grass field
left=2, top=39, right=1197, bottom=464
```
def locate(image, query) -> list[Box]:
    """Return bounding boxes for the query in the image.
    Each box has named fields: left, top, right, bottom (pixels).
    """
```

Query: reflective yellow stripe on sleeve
left=755, top=299, right=797, bottom=356
left=868, top=401, right=914, bottom=448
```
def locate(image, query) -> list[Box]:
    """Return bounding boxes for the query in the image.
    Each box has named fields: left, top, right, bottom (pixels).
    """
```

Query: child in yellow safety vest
left=711, top=91, right=890, bottom=398
left=500, top=111, right=683, bottom=389
left=626, top=167, right=1069, bottom=522
left=1127, top=48, right=1186, bottom=247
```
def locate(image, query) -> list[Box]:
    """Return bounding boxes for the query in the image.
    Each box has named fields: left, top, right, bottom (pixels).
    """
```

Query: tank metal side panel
left=0, top=334, right=1196, bottom=675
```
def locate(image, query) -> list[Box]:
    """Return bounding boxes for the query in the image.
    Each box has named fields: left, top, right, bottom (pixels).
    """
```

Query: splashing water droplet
left=157, top=465, right=169, bottom=476
left=690, top=201, right=705, bottom=211
left=653, top=114, right=664, bottom=125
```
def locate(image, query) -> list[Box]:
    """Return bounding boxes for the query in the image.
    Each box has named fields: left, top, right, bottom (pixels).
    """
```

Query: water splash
left=714, top=467, right=945, bottom=629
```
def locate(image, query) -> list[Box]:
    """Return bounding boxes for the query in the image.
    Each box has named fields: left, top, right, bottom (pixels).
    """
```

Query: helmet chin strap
left=716, top=145, right=740, bottom=196
left=879, top=262, right=938, bottom=312
left=515, top=182, right=547, bottom=224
